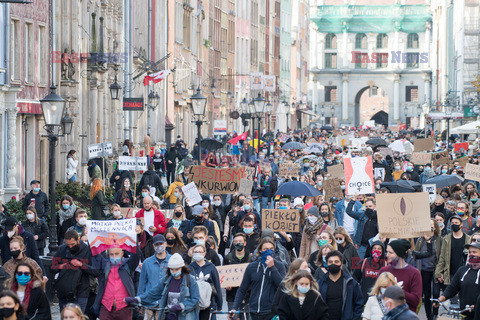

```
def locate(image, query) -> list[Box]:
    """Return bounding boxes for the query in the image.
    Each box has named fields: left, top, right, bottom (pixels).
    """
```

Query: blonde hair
left=334, top=226, right=354, bottom=246
left=369, top=272, right=398, bottom=296
left=61, top=304, right=88, bottom=320
left=10, top=236, right=24, bottom=249
left=286, top=258, right=307, bottom=278
left=284, top=270, right=319, bottom=298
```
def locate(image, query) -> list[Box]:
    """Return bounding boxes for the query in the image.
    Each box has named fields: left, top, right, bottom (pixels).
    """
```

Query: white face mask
left=26, top=213, right=35, bottom=221
left=202, top=202, right=209, bottom=208
left=78, top=217, right=87, bottom=226
left=213, top=201, right=221, bottom=206
left=113, top=211, right=121, bottom=218
left=7, top=230, right=15, bottom=238
left=307, top=216, right=318, bottom=225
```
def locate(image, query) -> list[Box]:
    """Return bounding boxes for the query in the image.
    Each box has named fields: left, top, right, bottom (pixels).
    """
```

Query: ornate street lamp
left=190, top=87, right=207, bottom=164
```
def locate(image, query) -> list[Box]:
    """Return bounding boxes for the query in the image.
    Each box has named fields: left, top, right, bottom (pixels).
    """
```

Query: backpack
left=194, top=272, right=213, bottom=309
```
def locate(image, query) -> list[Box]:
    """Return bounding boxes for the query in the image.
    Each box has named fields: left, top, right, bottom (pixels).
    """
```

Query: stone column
left=393, top=73, right=400, bottom=122
left=5, top=107, right=19, bottom=194
left=342, top=26, right=348, bottom=68
left=342, top=73, right=349, bottom=121
left=89, top=72, right=98, bottom=145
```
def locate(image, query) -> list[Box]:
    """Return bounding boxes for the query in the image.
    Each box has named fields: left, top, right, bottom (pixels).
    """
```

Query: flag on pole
left=228, top=131, right=248, bottom=145
left=143, top=69, right=171, bottom=86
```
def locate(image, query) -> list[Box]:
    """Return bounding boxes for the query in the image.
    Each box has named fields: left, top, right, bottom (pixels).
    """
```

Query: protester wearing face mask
left=182, top=225, right=220, bottom=266
left=51, top=230, right=95, bottom=312
left=299, top=206, right=333, bottom=261
left=114, top=178, right=135, bottom=208
left=164, top=228, right=187, bottom=255
left=392, top=162, right=404, bottom=181
left=136, top=164, right=165, bottom=200
left=334, top=194, right=363, bottom=240
left=183, top=206, right=217, bottom=247
left=107, top=204, right=124, bottom=220
left=91, top=247, right=139, bottom=319
left=188, top=244, right=223, bottom=319
left=66, top=210, right=89, bottom=242
left=239, top=215, right=261, bottom=254
left=434, top=212, right=447, bottom=236
left=0, top=290, right=25, bottom=320
left=381, top=286, right=419, bottom=320
left=333, top=227, right=359, bottom=272
left=403, top=162, right=420, bottom=182
left=420, top=164, right=436, bottom=184
left=277, top=270, right=329, bottom=320
left=57, top=195, right=77, bottom=236
left=166, top=205, right=189, bottom=238
left=135, top=196, right=167, bottom=237
left=7, top=262, right=51, bottom=320
left=346, top=198, right=379, bottom=259
left=22, top=180, right=50, bottom=220
left=0, top=217, right=42, bottom=275
left=164, top=175, right=185, bottom=209
left=468, top=190, right=480, bottom=215
left=353, top=241, right=387, bottom=302
left=447, top=201, right=476, bottom=234
left=373, top=153, right=393, bottom=182
left=21, top=207, right=48, bottom=256
left=3, top=237, right=43, bottom=280
left=361, top=271, right=398, bottom=320
left=379, top=239, right=422, bottom=312
left=90, top=178, right=109, bottom=220
left=137, top=235, right=171, bottom=320
left=135, top=219, right=154, bottom=259
left=317, top=250, right=363, bottom=320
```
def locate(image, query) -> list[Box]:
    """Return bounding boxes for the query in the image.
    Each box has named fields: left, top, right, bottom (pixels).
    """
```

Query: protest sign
left=336, top=135, right=350, bottom=147
left=119, top=207, right=140, bottom=219
left=324, top=178, right=344, bottom=200
left=376, top=193, right=431, bottom=238
left=404, top=142, right=413, bottom=155
left=328, top=164, right=345, bottom=180
left=216, top=263, right=249, bottom=288
left=344, top=156, right=374, bottom=195
left=422, top=184, right=437, bottom=203
left=374, top=167, right=386, bottom=180
left=86, top=219, right=137, bottom=255
left=413, top=138, right=435, bottom=152
left=456, top=156, right=469, bottom=168
left=187, top=166, right=247, bottom=194
left=279, top=162, right=301, bottom=178
left=262, top=209, right=300, bottom=232
left=454, top=142, right=469, bottom=153
left=411, top=152, right=432, bottom=165
left=181, top=182, right=202, bottom=206
left=465, top=163, right=480, bottom=182
left=118, top=156, right=148, bottom=171
left=378, top=147, right=392, bottom=158
left=390, top=125, right=399, bottom=133
left=431, top=151, right=450, bottom=168
left=88, top=142, right=113, bottom=159
left=238, top=178, right=254, bottom=195
left=243, top=167, right=255, bottom=180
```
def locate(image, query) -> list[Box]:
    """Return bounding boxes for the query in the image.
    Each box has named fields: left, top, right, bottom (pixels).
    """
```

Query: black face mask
left=11, top=250, right=21, bottom=259
left=195, top=216, right=203, bottom=223
left=0, top=307, right=15, bottom=318
left=70, top=244, right=80, bottom=253
left=434, top=204, right=445, bottom=211
left=327, top=264, right=341, bottom=275
left=166, top=239, right=175, bottom=246
left=451, top=224, right=461, bottom=233
left=174, top=211, right=183, bottom=218
left=234, top=243, right=245, bottom=252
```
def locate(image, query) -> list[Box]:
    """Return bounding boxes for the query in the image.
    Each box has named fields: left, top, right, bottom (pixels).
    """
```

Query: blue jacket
left=137, top=253, right=171, bottom=306
left=317, top=271, right=364, bottom=320
left=345, top=200, right=378, bottom=245
left=334, top=199, right=362, bottom=227
left=138, top=274, right=200, bottom=320
left=92, top=251, right=139, bottom=315
left=233, top=258, right=286, bottom=313
left=189, top=261, right=223, bottom=310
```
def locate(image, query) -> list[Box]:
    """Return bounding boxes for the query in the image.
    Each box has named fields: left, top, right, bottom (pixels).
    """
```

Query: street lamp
left=148, top=91, right=160, bottom=110
left=109, top=74, right=122, bottom=100
left=321, top=105, right=325, bottom=125
left=253, top=93, right=266, bottom=157
left=265, top=101, right=273, bottom=154
left=240, top=97, right=250, bottom=134
left=190, top=87, right=207, bottom=164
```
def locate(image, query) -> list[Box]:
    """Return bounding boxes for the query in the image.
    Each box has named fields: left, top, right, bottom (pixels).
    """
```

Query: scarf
left=304, top=219, right=325, bottom=240
left=137, top=231, right=147, bottom=250
left=11, top=280, right=34, bottom=308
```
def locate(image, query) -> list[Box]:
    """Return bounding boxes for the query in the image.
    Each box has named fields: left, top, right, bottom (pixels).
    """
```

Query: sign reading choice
left=262, top=209, right=300, bottom=232
left=344, top=156, right=374, bottom=195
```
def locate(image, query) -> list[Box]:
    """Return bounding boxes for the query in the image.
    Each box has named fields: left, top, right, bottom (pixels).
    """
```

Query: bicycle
left=129, top=303, right=168, bottom=320
left=431, top=299, right=473, bottom=319
left=214, top=309, right=248, bottom=320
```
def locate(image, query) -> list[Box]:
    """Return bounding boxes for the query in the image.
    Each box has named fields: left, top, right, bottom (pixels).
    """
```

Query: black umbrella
left=380, top=181, right=415, bottom=193
left=281, top=141, right=307, bottom=150
left=321, top=125, right=335, bottom=131
left=425, top=175, right=464, bottom=188
left=397, top=180, right=422, bottom=191
left=201, top=138, right=224, bottom=150
left=366, top=138, right=388, bottom=147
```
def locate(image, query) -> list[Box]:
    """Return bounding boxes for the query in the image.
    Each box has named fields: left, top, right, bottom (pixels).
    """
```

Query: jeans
left=357, top=245, right=367, bottom=260
left=59, top=297, right=88, bottom=313
left=253, top=198, right=261, bottom=214
left=68, top=174, right=77, bottom=182
left=261, top=197, right=271, bottom=211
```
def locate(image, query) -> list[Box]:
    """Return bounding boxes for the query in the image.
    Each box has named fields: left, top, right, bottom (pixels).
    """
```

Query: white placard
left=181, top=182, right=202, bottom=206
left=118, top=156, right=148, bottom=171
left=143, top=210, right=155, bottom=236
left=86, top=219, right=136, bottom=255
left=88, top=142, right=113, bottom=159
left=422, top=184, right=437, bottom=203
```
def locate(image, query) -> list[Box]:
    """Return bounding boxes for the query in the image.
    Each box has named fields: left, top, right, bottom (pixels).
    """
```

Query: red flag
left=143, top=69, right=171, bottom=86
left=228, top=131, right=248, bottom=145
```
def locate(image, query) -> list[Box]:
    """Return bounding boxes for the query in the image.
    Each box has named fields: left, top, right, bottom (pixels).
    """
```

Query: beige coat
left=299, top=223, right=333, bottom=260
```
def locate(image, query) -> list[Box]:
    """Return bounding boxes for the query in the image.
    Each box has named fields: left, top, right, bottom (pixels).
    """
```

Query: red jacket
left=135, top=208, right=167, bottom=236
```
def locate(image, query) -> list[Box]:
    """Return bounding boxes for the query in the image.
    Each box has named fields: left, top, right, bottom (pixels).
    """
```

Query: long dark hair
left=164, top=228, right=187, bottom=254
left=0, top=290, right=25, bottom=317
left=67, top=150, right=76, bottom=159
left=120, top=177, right=132, bottom=199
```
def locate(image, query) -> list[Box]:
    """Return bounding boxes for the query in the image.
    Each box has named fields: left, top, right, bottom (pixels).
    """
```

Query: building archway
left=371, top=110, right=389, bottom=126
left=354, top=86, right=389, bottom=126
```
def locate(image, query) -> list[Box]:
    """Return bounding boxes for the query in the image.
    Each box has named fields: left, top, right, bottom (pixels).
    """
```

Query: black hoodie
left=354, top=240, right=387, bottom=301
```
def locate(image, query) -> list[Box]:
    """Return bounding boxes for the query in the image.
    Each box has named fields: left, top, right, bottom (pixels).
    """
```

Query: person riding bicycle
left=435, top=241, right=480, bottom=319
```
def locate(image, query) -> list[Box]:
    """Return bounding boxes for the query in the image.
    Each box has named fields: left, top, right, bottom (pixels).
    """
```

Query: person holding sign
left=135, top=196, right=167, bottom=236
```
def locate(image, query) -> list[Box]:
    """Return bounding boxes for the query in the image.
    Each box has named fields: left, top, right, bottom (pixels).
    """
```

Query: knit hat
left=293, top=198, right=304, bottom=207
left=168, top=253, right=185, bottom=269
left=450, top=214, right=463, bottom=225
left=382, top=285, right=405, bottom=301
left=388, top=239, right=411, bottom=259
left=192, top=205, right=204, bottom=216
left=307, top=206, right=320, bottom=217
left=262, top=228, right=275, bottom=239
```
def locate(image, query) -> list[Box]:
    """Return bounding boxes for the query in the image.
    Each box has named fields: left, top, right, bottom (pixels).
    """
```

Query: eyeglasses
left=16, top=272, right=30, bottom=276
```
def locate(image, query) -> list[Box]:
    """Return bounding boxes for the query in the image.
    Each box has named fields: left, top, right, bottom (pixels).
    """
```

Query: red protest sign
left=454, top=142, right=469, bottom=153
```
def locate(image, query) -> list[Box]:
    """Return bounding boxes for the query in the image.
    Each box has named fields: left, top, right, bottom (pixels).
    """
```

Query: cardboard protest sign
left=390, top=125, right=399, bottom=133
left=243, top=167, right=256, bottom=180
left=465, top=163, right=480, bottom=182
left=431, top=151, right=450, bottom=168
left=216, top=263, right=249, bottom=288
left=376, top=193, right=431, bottom=238
left=182, top=182, right=202, bottom=206
left=454, top=142, right=469, bottom=153
left=422, top=184, right=437, bottom=203
left=411, top=152, right=432, bottom=165
left=187, top=166, right=247, bottom=194
left=262, top=209, right=300, bottom=232
left=119, top=207, right=140, bottom=219
left=324, top=178, right=344, bottom=200
left=278, top=162, right=301, bottom=178
left=378, top=147, right=392, bottom=158
left=336, top=135, right=350, bottom=147
left=414, top=138, right=435, bottom=152
left=238, top=178, right=254, bottom=195
left=328, top=164, right=345, bottom=180
left=456, top=156, right=469, bottom=168
left=86, top=219, right=137, bottom=255
left=344, top=156, right=374, bottom=195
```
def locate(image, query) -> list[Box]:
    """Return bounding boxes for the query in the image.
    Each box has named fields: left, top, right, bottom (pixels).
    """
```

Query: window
left=25, top=22, right=34, bottom=83
left=325, top=33, right=337, bottom=49
left=407, top=33, right=419, bottom=49
left=324, top=53, right=337, bottom=69
left=175, top=2, right=183, bottom=43
left=370, top=87, right=378, bottom=96
left=325, top=86, right=337, bottom=102
left=355, top=53, right=368, bottom=69
left=183, top=11, right=191, bottom=49
left=376, top=53, right=388, bottom=68
left=10, top=19, right=20, bottom=80
left=406, top=86, right=418, bottom=102
left=406, top=53, right=419, bottom=68
left=355, top=33, right=367, bottom=49
left=38, top=25, right=46, bottom=83
left=376, top=34, right=388, bottom=49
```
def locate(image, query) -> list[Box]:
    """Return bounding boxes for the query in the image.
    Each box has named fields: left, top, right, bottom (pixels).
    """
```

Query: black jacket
left=267, top=176, right=279, bottom=203
left=22, top=191, right=50, bottom=219
left=24, top=282, right=51, bottom=320
left=21, top=219, right=49, bottom=250
left=0, top=227, right=42, bottom=272
left=277, top=290, right=330, bottom=320
left=109, top=169, right=132, bottom=193
left=91, top=191, right=109, bottom=220
left=136, top=170, right=165, bottom=195
left=165, top=148, right=178, bottom=169
left=114, top=189, right=134, bottom=208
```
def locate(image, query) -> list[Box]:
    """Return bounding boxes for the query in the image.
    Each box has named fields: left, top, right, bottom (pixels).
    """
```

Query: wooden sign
left=328, top=164, right=345, bottom=180
left=324, top=178, right=344, bottom=200
left=414, top=138, right=435, bottom=152
left=119, top=207, right=140, bottom=219
left=216, top=263, right=249, bottom=288
left=279, top=162, right=300, bottom=178
left=238, top=178, right=254, bottom=195
left=431, top=151, right=450, bottom=168
left=465, top=163, right=480, bottom=182
left=376, top=193, right=431, bottom=238
left=378, top=147, right=392, bottom=158
left=262, top=209, right=300, bottom=232
left=411, top=152, right=432, bottom=165
left=456, top=156, right=469, bottom=168
left=187, top=166, right=247, bottom=194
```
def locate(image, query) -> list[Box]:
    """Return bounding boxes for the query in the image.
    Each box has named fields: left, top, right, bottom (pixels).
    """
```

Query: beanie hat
left=262, top=228, right=275, bottom=239
left=388, top=239, right=411, bottom=259
left=192, top=205, right=204, bottom=216
left=293, top=198, right=304, bottom=207
left=168, top=253, right=185, bottom=269
left=307, top=206, right=320, bottom=217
